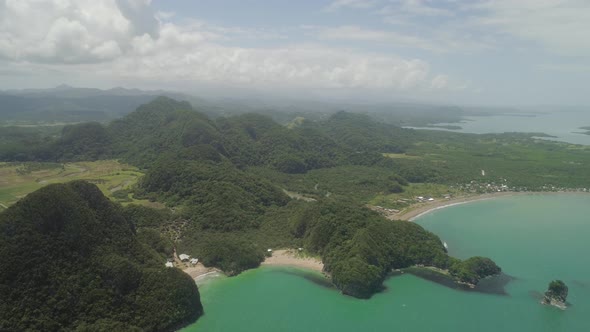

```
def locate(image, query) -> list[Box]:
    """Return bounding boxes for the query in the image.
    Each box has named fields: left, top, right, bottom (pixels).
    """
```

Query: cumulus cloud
left=115, top=0, right=159, bottom=38
left=0, top=0, right=455, bottom=92
left=0, top=0, right=148, bottom=63
left=109, top=35, right=434, bottom=90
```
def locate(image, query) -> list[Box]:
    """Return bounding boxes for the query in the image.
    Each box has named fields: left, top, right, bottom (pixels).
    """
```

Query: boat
left=443, top=241, right=448, bottom=250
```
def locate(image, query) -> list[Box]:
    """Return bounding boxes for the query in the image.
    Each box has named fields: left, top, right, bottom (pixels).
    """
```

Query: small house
left=179, top=254, right=190, bottom=261
left=190, top=258, right=199, bottom=265
left=165, top=262, right=174, bottom=268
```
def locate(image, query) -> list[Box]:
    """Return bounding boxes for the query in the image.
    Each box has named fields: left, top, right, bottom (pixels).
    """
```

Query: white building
left=190, top=258, right=199, bottom=265
left=165, top=262, right=174, bottom=268
left=179, top=254, right=190, bottom=261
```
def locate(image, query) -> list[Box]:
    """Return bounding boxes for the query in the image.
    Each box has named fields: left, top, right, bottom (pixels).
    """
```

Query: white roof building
left=190, top=258, right=199, bottom=265
left=165, top=262, right=174, bottom=268
left=179, top=254, right=190, bottom=261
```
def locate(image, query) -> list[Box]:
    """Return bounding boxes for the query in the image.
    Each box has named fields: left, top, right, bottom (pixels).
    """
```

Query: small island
left=543, top=280, right=568, bottom=309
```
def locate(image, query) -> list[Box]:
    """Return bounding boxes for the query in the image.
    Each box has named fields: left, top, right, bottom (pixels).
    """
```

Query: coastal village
left=368, top=171, right=590, bottom=222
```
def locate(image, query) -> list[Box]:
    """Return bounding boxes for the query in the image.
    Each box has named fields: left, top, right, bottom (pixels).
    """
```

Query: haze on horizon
left=1, top=0, right=589, bottom=108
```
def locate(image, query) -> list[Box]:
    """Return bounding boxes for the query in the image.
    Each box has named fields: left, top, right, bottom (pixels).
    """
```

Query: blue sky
left=1, top=0, right=589, bottom=106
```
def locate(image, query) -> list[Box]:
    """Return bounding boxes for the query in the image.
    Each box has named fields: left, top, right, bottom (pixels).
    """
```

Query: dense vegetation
left=448, top=257, right=502, bottom=285
left=5, top=96, right=590, bottom=191
left=11, top=96, right=589, bottom=299
left=544, top=280, right=569, bottom=304
left=0, top=181, right=203, bottom=331
left=290, top=200, right=499, bottom=298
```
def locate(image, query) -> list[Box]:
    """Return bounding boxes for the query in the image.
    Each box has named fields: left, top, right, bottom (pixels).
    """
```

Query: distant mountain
left=1, top=84, right=471, bottom=126
left=0, top=85, right=202, bottom=124
left=0, top=181, right=203, bottom=331
left=2, top=84, right=190, bottom=99
left=197, top=95, right=466, bottom=127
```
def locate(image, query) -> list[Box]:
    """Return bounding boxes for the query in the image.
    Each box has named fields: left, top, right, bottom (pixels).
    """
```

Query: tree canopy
left=0, top=181, right=203, bottom=331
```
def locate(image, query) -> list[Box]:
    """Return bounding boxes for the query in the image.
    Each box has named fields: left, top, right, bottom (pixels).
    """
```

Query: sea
left=183, top=194, right=590, bottom=331
left=411, top=108, right=590, bottom=145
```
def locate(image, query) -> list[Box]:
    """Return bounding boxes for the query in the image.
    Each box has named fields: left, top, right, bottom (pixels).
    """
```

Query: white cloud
left=0, top=0, right=457, bottom=93
left=109, top=40, right=434, bottom=90
left=0, top=0, right=144, bottom=63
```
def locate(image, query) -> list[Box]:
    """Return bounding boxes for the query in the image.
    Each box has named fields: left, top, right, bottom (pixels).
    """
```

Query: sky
left=0, top=0, right=589, bottom=106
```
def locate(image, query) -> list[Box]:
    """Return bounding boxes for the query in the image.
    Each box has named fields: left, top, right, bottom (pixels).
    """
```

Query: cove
left=183, top=194, right=590, bottom=331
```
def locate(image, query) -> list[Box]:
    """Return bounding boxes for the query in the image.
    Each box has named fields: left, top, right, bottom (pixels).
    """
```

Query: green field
left=0, top=160, right=155, bottom=210
left=369, top=183, right=464, bottom=210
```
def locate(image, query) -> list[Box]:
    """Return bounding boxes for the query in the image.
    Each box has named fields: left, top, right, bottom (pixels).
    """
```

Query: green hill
left=0, top=181, right=203, bottom=331
left=1, top=97, right=527, bottom=299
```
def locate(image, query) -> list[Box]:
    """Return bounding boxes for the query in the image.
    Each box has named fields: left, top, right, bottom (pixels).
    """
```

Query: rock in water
left=543, top=280, right=568, bottom=309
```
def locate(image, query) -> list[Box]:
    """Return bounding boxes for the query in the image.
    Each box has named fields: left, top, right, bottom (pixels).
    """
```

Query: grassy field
left=0, top=160, right=158, bottom=211
left=369, top=183, right=465, bottom=210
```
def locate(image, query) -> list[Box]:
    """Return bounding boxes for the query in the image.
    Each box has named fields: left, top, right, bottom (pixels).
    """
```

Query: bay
left=412, top=110, right=590, bottom=145
left=184, top=194, right=590, bottom=331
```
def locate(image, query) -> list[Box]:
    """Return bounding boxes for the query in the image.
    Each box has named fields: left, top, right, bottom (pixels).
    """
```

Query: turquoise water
left=184, top=194, right=590, bottom=331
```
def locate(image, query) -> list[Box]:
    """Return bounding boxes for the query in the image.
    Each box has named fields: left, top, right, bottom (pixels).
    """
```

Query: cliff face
left=0, top=181, right=203, bottom=331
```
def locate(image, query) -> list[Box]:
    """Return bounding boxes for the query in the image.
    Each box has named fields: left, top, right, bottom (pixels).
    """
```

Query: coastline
left=395, top=191, right=525, bottom=221
left=399, top=190, right=590, bottom=221
left=261, top=249, right=324, bottom=273
left=181, top=249, right=324, bottom=281
left=182, top=263, right=221, bottom=279
left=182, top=191, right=588, bottom=281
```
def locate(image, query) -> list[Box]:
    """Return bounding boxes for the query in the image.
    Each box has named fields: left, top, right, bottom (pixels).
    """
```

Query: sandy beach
left=395, top=191, right=523, bottom=221
left=182, top=263, right=220, bottom=279
left=180, top=249, right=324, bottom=281
left=261, top=249, right=324, bottom=272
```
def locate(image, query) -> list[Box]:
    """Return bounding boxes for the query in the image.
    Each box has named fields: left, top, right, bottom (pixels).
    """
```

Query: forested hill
left=0, top=181, right=203, bottom=331
left=14, top=96, right=580, bottom=298
left=1, top=97, right=415, bottom=170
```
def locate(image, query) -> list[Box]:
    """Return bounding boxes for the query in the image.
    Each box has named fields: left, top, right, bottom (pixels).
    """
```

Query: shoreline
left=261, top=249, right=324, bottom=273
left=395, top=191, right=526, bottom=221
left=182, top=263, right=221, bottom=279
left=400, top=190, right=590, bottom=221
left=183, top=191, right=589, bottom=280
left=181, top=249, right=325, bottom=281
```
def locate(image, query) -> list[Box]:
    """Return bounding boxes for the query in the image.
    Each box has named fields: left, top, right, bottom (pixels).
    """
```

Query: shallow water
left=184, top=194, right=590, bottom=331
